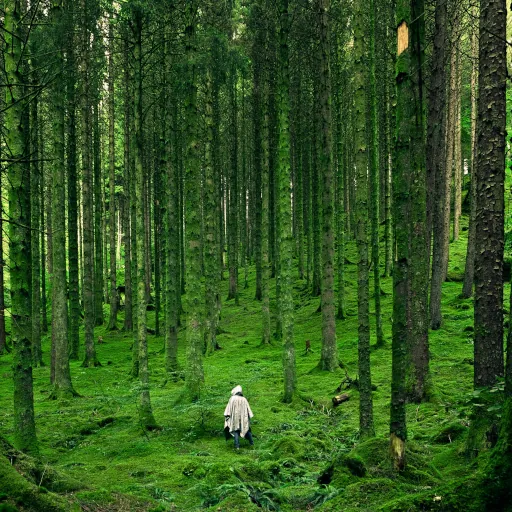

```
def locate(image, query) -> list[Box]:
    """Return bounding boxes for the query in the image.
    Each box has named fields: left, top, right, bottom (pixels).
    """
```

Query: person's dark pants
left=234, top=429, right=254, bottom=448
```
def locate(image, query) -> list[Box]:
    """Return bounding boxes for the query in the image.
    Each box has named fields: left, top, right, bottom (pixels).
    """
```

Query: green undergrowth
left=0, top=218, right=501, bottom=510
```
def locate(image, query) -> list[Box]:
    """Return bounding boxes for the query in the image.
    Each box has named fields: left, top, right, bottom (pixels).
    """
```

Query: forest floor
left=0, top=218, right=500, bottom=511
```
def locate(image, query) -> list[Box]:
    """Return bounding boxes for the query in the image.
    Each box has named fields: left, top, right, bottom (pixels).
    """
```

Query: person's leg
left=234, top=430, right=240, bottom=449
left=246, top=430, right=254, bottom=446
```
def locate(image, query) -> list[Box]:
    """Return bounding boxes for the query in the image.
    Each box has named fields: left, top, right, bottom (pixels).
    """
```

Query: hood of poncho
left=231, top=385, right=242, bottom=396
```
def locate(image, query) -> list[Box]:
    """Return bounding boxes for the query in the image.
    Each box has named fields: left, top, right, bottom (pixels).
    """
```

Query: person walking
left=224, top=385, right=254, bottom=450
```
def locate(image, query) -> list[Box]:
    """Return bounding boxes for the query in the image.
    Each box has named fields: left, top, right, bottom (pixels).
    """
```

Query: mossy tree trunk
left=30, top=79, right=43, bottom=367
left=452, top=38, right=462, bottom=242
left=93, top=100, right=104, bottom=327
left=311, top=82, right=321, bottom=299
left=462, top=4, right=478, bottom=299
left=204, top=58, right=221, bottom=355
left=390, top=0, right=417, bottom=470
left=251, top=2, right=263, bottom=302
left=81, top=0, right=100, bottom=368
left=123, top=35, right=133, bottom=333
left=369, top=0, right=384, bottom=348
left=164, top=42, right=179, bottom=374
left=67, top=4, right=80, bottom=361
left=0, top=173, right=6, bottom=355
left=132, top=5, right=157, bottom=428
left=261, top=43, right=271, bottom=347
left=354, top=0, right=374, bottom=439
left=277, top=0, right=296, bottom=403
left=317, top=0, right=338, bottom=372
left=107, top=9, right=117, bottom=331
left=184, top=0, right=205, bottom=401
left=428, top=0, right=448, bottom=330
left=5, top=0, right=38, bottom=455
left=50, top=0, right=78, bottom=399
left=473, top=0, right=506, bottom=389
left=227, top=51, right=239, bottom=304
left=335, top=48, right=346, bottom=321
left=40, top=133, right=48, bottom=335
left=405, top=0, right=429, bottom=404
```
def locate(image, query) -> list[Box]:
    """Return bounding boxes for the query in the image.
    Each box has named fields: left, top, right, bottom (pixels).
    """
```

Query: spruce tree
left=133, top=4, right=156, bottom=428
left=81, top=0, right=100, bottom=368
left=354, top=0, right=374, bottom=438
left=473, top=0, right=506, bottom=389
left=107, top=9, right=118, bottom=331
left=66, top=4, right=80, bottom=360
left=5, top=0, right=38, bottom=455
left=50, top=0, right=77, bottom=398
left=277, top=0, right=295, bottom=403
left=184, top=0, right=205, bottom=400
left=317, top=0, right=338, bottom=372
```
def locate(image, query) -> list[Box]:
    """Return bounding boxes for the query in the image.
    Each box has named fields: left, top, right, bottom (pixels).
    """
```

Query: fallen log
left=332, top=394, right=350, bottom=407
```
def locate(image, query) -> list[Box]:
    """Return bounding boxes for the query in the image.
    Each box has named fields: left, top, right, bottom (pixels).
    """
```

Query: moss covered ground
left=0, top=219, right=501, bottom=511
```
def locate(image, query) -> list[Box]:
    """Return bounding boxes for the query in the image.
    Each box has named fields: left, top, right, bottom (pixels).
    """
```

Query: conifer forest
left=1, top=0, right=512, bottom=510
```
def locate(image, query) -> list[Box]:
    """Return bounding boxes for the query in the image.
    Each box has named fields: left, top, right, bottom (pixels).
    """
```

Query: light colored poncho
left=224, top=386, right=254, bottom=438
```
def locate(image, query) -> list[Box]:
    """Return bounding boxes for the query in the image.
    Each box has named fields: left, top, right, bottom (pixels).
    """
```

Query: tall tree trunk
left=204, top=58, right=221, bottom=355
left=184, top=1, right=205, bottom=400
left=123, top=36, right=133, bottom=332
left=261, top=77, right=271, bottom=346
left=93, top=102, right=104, bottom=326
left=164, top=91, right=179, bottom=373
left=278, top=0, right=296, bottom=403
left=369, top=0, right=384, bottom=347
left=133, top=6, right=156, bottom=428
left=40, top=134, right=48, bottom=335
left=0, top=172, right=6, bottom=355
left=81, top=0, right=100, bottom=368
left=67, top=7, right=80, bottom=361
left=336, top=55, right=346, bottom=321
left=227, top=63, right=239, bottom=304
left=462, top=6, right=479, bottom=299
left=428, top=0, right=448, bottom=330
left=5, top=0, right=38, bottom=455
left=252, top=5, right=263, bottom=302
left=476, top=0, right=509, bottom=504
left=473, top=0, right=506, bottom=389
left=50, top=0, right=77, bottom=398
left=390, top=0, right=422, bottom=470
left=30, top=80, right=43, bottom=367
left=406, top=0, right=429, bottom=403
left=452, top=41, right=462, bottom=242
left=311, top=84, right=321, bottom=298
left=107, top=11, right=118, bottom=331
left=318, top=0, right=338, bottom=372
left=354, top=0, right=374, bottom=438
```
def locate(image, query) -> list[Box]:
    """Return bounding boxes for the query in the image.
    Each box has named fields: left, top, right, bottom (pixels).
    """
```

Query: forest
left=0, top=0, right=511, bottom=510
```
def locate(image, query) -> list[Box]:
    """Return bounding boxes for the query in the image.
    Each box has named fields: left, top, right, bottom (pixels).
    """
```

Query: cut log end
left=332, top=394, right=350, bottom=407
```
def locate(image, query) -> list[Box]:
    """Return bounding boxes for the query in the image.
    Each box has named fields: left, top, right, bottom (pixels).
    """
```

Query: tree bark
left=30, top=79, right=43, bottom=367
left=107, top=11, right=118, bottom=331
left=81, top=0, right=100, bottom=368
left=428, top=0, right=448, bottom=330
left=278, top=0, right=296, bottom=403
left=123, top=35, right=133, bottom=333
left=462, top=6, right=478, bottom=299
left=133, top=6, right=156, bottom=428
left=354, top=0, right=374, bottom=438
left=369, top=0, right=384, bottom=347
left=5, top=0, right=38, bottom=455
left=317, top=0, right=338, bottom=372
left=184, top=1, right=205, bottom=401
left=50, top=0, right=78, bottom=398
left=67, top=6, right=80, bottom=361
left=473, top=0, right=506, bottom=389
